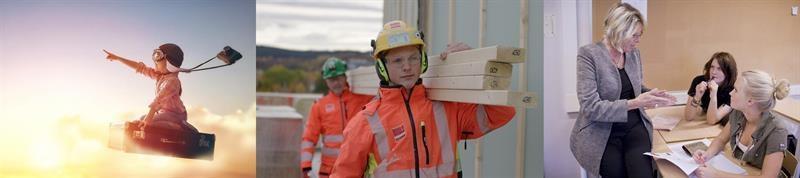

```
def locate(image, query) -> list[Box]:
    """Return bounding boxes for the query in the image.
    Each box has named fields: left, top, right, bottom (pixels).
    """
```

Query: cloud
left=5, top=104, right=257, bottom=177
left=256, top=0, right=383, bottom=13
left=255, top=0, right=382, bottom=51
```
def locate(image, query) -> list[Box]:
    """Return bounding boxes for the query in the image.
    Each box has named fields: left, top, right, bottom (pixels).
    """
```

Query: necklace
left=611, top=54, right=624, bottom=69
left=603, top=40, right=625, bottom=68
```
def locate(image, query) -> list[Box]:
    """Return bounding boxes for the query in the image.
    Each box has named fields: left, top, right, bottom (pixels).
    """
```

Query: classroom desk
left=646, top=106, right=760, bottom=177
left=646, top=106, right=723, bottom=143
left=773, top=98, right=800, bottom=176
left=652, top=138, right=762, bottom=178
left=775, top=98, right=800, bottom=122
left=652, top=129, right=667, bottom=147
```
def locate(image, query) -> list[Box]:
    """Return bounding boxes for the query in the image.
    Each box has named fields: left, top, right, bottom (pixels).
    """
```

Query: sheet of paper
left=667, top=139, right=747, bottom=175
left=652, top=115, right=681, bottom=130
left=644, top=152, right=700, bottom=175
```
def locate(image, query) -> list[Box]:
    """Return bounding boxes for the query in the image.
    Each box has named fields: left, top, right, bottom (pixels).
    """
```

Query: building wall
left=541, top=0, right=594, bottom=177
left=593, top=0, right=800, bottom=90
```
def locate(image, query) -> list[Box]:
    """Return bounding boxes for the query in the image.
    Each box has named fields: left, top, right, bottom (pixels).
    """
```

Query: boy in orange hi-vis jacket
left=331, top=21, right=516, bottom=178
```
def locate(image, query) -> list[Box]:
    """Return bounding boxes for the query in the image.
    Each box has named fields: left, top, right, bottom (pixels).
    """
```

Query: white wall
left=542, top=0, right=593, bottom=177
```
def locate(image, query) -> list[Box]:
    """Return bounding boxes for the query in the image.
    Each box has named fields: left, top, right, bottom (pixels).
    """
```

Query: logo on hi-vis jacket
left=325, top=104, right=335, bottom=113
left=392, top=126, right=405, bottom=141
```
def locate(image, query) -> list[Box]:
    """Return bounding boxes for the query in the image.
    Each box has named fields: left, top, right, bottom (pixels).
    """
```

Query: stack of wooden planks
left=346, top=45, right=536, bottom=108
left=346, top=65, right=380, bottom=95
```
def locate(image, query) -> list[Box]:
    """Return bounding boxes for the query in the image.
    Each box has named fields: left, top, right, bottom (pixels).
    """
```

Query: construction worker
left=301, top=57, right=375, bottom=177
left=331, top=20, right=517, bottom=177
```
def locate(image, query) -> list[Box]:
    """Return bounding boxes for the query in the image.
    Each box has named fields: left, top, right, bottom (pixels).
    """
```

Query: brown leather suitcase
left=108, top=121, right=215, bottom=160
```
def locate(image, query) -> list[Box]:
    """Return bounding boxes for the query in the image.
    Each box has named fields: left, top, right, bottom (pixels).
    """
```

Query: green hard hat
left=322, top=57, right=347, bottom=79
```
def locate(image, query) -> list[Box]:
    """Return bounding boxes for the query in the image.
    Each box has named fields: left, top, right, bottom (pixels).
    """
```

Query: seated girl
left=684, top=52, right=738, bottom=125
left=692, top=70, right=791, bottom=178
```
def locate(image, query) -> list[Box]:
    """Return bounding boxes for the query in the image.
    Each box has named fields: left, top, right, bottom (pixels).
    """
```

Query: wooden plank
left=347, top=66, right=379, bottom=84
left=348, top=72, right=380, bottom=82
left=659, top=125, right=722, bottom=143
left=475, top=1, right=487, bottom=176
left=353, top=74, right=512, bottom=90
left=352, top=76, right=379, bottom=83
left=422, top=75, right=510, bottom=90
left=427, top=45, right=526, bottom=66
left=347, top=66, right=376, bottom=76
left=351, top=87, right=378, bottom=96
left=426, top=89, right=537, bottom=108
left=421, top=61, right=513, bottom=78
left=350, top=87, right=537, bottom=108
left=774, top=98, right=800, bottom=122
left=654, top=138, right=761, bottom=177
left=515, top=0, right=530, bottom=177
left=646, top=106, right=724, bottom=143
left=351, top=79, right=380, bottom=88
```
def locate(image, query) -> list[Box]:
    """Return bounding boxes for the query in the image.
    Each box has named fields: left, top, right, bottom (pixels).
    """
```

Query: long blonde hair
left=603, top=3, right=645, bottom=53
left=741, top=70, right=791, bottom=111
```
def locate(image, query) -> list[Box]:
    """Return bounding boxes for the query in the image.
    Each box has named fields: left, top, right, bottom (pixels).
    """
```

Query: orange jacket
left=331, top=83, right=516, bottom=178
left=301, top=88, right=375, bottom=175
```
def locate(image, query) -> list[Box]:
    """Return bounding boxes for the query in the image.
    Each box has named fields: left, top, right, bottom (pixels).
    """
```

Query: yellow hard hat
left=371, top=20, right=426, bottom=59
left=370, top=20, right=428, bottom=82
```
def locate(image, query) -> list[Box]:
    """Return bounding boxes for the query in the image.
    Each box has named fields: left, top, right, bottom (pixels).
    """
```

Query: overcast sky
left=256, top=0, right=383, bottom=52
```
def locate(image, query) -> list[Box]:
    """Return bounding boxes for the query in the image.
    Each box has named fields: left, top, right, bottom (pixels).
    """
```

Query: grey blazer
left=570, top=42, right=653, bottom=176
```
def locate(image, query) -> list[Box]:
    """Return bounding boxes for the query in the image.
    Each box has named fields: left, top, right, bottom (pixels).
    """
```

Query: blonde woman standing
left=692, top=70, right=791, bottom=178
left=570, top=3, right=676, bottom=177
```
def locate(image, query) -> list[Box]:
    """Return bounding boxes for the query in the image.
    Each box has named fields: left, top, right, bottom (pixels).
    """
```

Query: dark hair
left=703, top=52, right=737, bottom=89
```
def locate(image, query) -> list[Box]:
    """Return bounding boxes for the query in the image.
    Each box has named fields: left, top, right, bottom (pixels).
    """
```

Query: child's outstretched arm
left=103, top=49, right=159, bottom=79
left=104, top=49, right=141, bottom=70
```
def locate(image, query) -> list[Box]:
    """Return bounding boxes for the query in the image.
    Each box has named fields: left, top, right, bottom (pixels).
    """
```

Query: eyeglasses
left=385, top=55, right=421, bottom=68
left=153, top=49, right=165, bottom=62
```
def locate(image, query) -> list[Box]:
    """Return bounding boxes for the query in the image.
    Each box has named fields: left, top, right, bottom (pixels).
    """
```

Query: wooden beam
left=448, top=0, right=454, bottom=43
left=348, top=73, right=380, bottom=82
left=351, top=79, right=381, bottom=88
left=475, top=1, right=487, bottom=176
left=354, top=75, right=512, bottom=90
left=347, top=66, right=376, bottom=76
left=421, top=61, right=513, bottom=78
left=426, top=89, right=537, bottom=108
left=426, top=0, right=433, bottom=53
left=351, top=87, right=379, bottom=96
left=516, top=0, right=530, bottom=177
left=422, top=75, right=510, bottom=90
left=351, top=76, right=380, bottom=82
left=346, top=66, right=380, bottom=84
left=352, top=87, right=537, bottom=108
left=428, top=45, right=526, bottom=66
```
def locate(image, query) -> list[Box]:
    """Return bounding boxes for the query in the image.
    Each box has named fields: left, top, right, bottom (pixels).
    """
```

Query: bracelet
left=690, top=100, right=699, bottom=107
left=691, top=98, right=701, bottom=107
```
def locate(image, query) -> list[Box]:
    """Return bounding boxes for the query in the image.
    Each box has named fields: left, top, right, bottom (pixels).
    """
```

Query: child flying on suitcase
left=103, top=43, right=198, bottom=133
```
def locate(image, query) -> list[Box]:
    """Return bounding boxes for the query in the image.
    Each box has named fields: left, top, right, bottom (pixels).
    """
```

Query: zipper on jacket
left=421, top=121, right=430, bottom=165
left=462, top=132, right=473, bottom=150
left=339, top=99, right=347, bottom=130
left=402, top=87, right=421, bottom=178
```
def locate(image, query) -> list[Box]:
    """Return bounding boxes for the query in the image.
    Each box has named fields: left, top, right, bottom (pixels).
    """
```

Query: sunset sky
left=0, top=0, right=255, bottom=176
